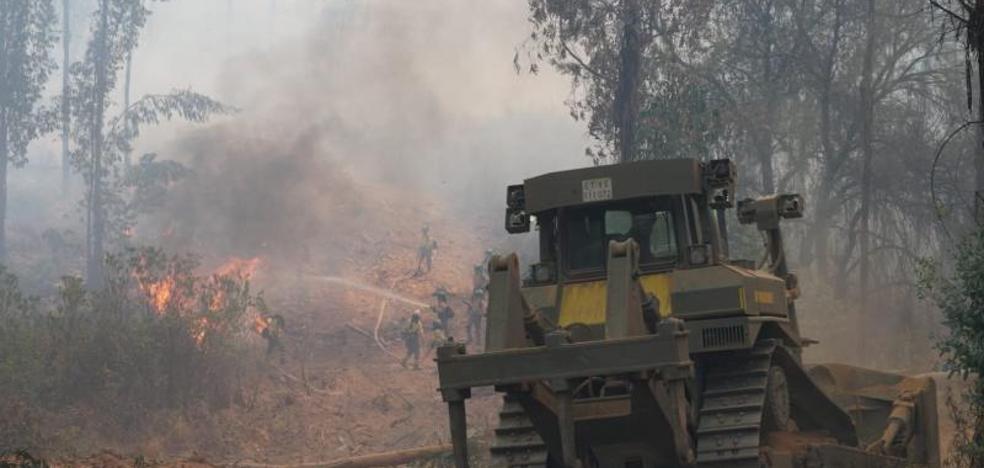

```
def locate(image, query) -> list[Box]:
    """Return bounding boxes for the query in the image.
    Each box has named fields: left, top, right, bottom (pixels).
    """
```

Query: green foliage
left=919, top=229, right=984, bottom=464
left=0, top=0, right=59, bottom=259
left=0, top=0, right=59, bottom=167
left=102, top=92, right=235, bottom=246
left=73, top=88, right=233, bottom=253
left=124, top=153, right=191, bottom=216
left=0, top=247, right=264, bottom=441
left=0, top=266, right=43, bottom=396
left=926, top=231, right=984, bottom=380
left=520, top=0, right=715, bottom=163
left=107, top=90, right=235, bottom=159
left=637, top=75, right=722, bottom=160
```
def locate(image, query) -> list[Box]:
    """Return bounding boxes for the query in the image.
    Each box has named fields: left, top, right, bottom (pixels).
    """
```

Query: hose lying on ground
left=231, top=443, right=452, bottom=467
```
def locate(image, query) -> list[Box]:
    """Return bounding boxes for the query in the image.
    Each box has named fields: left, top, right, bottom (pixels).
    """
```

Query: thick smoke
left=137, top=0, right=586, bottom=266
left=150, top=125, right=363, bottom=267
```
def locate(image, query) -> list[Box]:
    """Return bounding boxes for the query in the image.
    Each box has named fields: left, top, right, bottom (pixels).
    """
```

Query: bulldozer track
left=490, top=395, right=550, bottom=468
left=695, top=342, right=776, bottom=468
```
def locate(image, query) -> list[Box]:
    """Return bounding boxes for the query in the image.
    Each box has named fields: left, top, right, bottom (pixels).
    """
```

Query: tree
left=857, top=0, right=878, bottom=355
left=104, top=90, right=231, bottom=243
left=788, top=0, right=857, bottom=278
left=920, top=229, right=984, bottom=465
left=70, top=0, right=230, bottom=288
left=929, top=0, right=984, bottom=223
left=521, top=0, right=713, bottom=163
left=61, top=0, right=70, bottom=190
left=70, top=0, right=146, bottom=288
left=713, top=0, right=802, bottom=194
left=122, top=50, right=131, bottom=166
left=0, top=1, right=57, bottom=260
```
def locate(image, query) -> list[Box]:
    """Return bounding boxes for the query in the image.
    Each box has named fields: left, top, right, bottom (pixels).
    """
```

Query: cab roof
left=523, top=158, right=704, bottom=213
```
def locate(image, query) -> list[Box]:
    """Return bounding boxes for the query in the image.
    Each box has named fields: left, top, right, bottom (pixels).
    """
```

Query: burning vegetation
left=0, top=246, right=272, bottom=453
left=129, top=249, right=265, bottom=347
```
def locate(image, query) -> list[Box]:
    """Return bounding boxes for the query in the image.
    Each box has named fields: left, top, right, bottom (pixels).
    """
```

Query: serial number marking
left=582, top=177, right=613, bottom=202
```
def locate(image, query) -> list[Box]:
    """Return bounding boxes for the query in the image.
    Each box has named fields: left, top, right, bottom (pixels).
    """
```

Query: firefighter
left=261, top=314, right=287, bottom=364
left=465, top=287, right=485, bottom=345
left=432, top=290, right=455, bottom=336
left=472, top=263, right=488, bottom=293
left=426, top=321, right=448, bottom=359
left=401, top=311, right=424, bottom=370
left=415, top=225, right=438, bottom=275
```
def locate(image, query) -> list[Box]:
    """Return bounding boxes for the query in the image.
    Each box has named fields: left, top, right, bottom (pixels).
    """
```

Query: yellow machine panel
left=640, top=274, right=673, bottom=318
left=557, top=274, right=673, bottom=327
left=558, top=281, right=607, bottom=326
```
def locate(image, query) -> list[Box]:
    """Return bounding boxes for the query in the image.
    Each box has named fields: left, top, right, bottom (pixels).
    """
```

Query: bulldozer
left=435, top=158, right=941, bottom=468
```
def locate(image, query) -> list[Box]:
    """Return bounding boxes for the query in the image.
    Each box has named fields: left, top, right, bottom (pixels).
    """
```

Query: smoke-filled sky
left=18, top=0, right=590, bottom=242
left=137, top=0, right=589, bottom=200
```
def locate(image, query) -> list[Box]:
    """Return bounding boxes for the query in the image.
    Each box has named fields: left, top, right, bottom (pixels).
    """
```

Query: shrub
left=0, top=246, right=264, bottom=445
left=919, top=229, right=984, bottom=466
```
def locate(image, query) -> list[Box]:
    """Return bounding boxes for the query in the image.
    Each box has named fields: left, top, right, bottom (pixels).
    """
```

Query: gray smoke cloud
left=128, top=0, right=587, bottom=265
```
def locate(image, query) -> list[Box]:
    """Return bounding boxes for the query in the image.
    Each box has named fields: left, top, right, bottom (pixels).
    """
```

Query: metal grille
left=701, top=324, right=747, bottom=349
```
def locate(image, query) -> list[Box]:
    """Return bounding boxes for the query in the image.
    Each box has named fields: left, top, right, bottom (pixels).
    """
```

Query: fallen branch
left=232, top=443, right=452, bottom=468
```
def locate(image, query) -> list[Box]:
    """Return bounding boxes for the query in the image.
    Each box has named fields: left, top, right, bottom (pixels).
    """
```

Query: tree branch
left=561, top=41, right=609, bottom=83
left=929, top=0, right=969, bottom=24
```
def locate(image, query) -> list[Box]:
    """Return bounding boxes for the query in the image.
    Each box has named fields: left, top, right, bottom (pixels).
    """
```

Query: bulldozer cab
left=511, top=159, right=734, bottom=287
left=534, top=196, right=697, bottom=279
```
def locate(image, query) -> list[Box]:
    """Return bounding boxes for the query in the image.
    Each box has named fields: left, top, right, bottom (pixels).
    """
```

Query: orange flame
left=139, top=277, right=176, bottom=315
left=253, top=315, right=271, bottom=335
left=214, top=257, right=262, bottom=278
left=210, top=289, right=226, bottom=311
left=193, top=317, right=209, bottom=347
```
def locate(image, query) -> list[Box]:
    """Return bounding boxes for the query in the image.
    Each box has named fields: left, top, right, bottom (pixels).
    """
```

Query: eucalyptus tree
left=0, top=0, right=57, bottom=260
left=70, top=0, right=230, bottom=288
left=521, top=0, right=715, bottom=163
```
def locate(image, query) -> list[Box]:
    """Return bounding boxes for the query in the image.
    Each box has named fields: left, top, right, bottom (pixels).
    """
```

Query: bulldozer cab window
left=563, top=199, right=680, bottom=274
left=642, top=211, right=678, bottom=259
left=566, top=212, right=606, bottom=271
